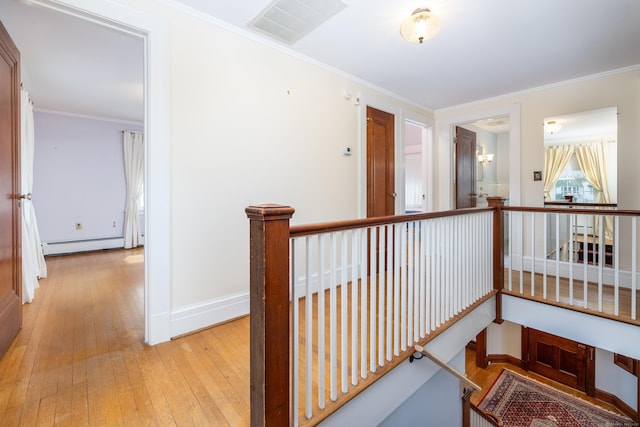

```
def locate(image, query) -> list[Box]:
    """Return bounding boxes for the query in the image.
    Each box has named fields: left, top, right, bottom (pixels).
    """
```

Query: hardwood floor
left=0, top=249, right=251, bottom=426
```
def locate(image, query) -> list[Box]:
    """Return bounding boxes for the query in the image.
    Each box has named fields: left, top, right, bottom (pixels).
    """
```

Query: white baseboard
left=170, top=291, right=250, bottom=338
left=510, top=255, right=640, bottom=289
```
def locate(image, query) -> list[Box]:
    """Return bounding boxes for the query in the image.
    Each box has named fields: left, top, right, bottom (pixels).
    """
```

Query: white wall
left=56, top=0, right=430, bottom=336
left=379, top=350, right=464, bottom=427
left=434, top=68, right=640, bottom=210
left=33, top=111, right=143, bottom=246
left=486, top=320, right=521, bottom=359
left=596, top=348, right=638, bottom=410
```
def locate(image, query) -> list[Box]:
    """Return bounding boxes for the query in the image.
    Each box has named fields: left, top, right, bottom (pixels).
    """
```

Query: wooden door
left=0, top=22, right=22, bottom=358
left=455, top=126, right=476, bottom=209
left=366, top=106, right=395, bottom=218
left=523, top=327, right=595, bottom=396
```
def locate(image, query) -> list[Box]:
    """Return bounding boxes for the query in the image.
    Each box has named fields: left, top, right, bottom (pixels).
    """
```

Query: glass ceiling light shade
left=400, top=8, right=441, bottom=44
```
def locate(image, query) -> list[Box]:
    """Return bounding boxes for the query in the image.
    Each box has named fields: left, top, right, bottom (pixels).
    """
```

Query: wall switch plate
left=342, top=146, right=352, bottom=156
left=533, top=171, right=542, bottom=181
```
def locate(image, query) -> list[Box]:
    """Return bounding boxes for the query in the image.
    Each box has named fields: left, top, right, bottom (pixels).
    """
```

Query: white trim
left=436, top=64, right=640, bottom=114
left=170, top=291, right=250, bottom=338
left=45, top=0, right=172, bottom=345
left=33, top=107, right=143, bottom=126
left=509, top=255, right=640, bottom=289
left=437, top=104, right=521, bottom=211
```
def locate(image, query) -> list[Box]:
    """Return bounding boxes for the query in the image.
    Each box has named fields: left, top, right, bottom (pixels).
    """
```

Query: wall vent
left=248, top=0, right=347, bottom=45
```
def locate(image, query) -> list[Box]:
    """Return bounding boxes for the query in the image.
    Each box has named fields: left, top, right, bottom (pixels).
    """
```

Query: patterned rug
left=478, top=369, right=637, bottom=427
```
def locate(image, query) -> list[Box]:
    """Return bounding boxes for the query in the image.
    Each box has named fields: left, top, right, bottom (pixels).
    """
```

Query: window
left=553, top=155, right=595, bottom=203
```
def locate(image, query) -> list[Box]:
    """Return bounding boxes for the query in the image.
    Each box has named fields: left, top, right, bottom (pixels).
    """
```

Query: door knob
left=16, top=193, right=32, bottom=200
left=391, top=192, right=397, bottom=198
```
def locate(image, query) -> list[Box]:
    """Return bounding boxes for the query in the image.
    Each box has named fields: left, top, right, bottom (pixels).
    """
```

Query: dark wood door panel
left=0, top=20, right=22, bottom=358
left=366, top=106, right=395, bottom=218
left=524, top=327, right=593, bottom=395
left=455, top=126, right=476, bottom=209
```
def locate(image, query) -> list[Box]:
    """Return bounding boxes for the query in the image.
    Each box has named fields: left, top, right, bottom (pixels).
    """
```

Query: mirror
left=543, top=108, right=618, bottom=264
left=543, top=107, right=617, bottom=204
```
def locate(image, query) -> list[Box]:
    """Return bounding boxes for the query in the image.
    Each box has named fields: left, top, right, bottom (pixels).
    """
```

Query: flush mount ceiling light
left=545, top=120, right=562, bottom=134
left=400, top=8, right=441, bottom=44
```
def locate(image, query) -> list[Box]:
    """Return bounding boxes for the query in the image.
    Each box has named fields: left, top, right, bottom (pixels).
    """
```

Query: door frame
left=437, top=104, right=521, bottom=211
left=358, top=94, right=434, bottom=217
left=33, top=0, right=171, bottom=344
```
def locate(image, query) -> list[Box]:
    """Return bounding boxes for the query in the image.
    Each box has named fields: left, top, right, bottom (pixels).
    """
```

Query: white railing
left=290, top=209, right=495, bottom=425
left=505, top=206, right=639, bottom=321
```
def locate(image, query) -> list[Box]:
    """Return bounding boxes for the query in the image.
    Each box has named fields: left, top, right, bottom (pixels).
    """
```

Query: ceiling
left=2, top=0, right=639, bottom=123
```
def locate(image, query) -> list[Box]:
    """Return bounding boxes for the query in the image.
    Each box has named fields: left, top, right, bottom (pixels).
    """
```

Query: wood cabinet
left=522, top=327, right=596, bottom=396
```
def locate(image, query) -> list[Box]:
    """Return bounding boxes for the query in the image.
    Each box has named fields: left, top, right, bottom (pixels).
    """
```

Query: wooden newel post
left=487, top=197, right=505, bottom=324
left=246, top=204, right=295, bottom=427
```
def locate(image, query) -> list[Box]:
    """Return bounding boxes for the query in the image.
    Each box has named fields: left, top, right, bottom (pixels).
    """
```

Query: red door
left=455, top=126, right=476, bottom=209
left=0, top=21, right=22, bottom=358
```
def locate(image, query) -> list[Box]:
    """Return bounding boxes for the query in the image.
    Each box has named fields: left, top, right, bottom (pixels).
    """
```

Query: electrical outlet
left=75, top=222, right=82, bottom=230
left=112, top=220, right=117, bottom=228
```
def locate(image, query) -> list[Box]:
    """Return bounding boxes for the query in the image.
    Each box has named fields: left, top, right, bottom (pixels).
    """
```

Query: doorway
left=452, top=117, right=512, bottom=210
left=404, top=121, right=427, bottom=214
left=440, top=107, right=519, bottom=211
left=9, top=0, right=172, bottom=345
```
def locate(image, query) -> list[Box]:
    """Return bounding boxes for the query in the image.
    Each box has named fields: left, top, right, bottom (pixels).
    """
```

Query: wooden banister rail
left=290, top=207, right=493, bottom=237
left=504, top=206, right=639, bottom=216
left=246, top=204, right=295, bottom=427
left=544, top=201, right=618, bottom=209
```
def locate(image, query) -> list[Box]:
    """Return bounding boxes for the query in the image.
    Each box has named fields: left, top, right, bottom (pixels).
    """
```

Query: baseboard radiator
left=42, top=236, right=145, bottom=256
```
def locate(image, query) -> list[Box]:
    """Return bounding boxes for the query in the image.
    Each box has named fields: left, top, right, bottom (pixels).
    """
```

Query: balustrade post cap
left=245, top=204, right=295, bottom=220
left=486, top=197, right=506, bottom=207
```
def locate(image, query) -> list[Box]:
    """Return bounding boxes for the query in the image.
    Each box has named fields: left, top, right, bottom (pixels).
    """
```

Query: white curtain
left=123, top=131, right=144, bottom=249
left=543, top=145, right=574, bottom=201
left=575, top=142, right=613, bottom=239
left=21, top=88, right=47, bottom=304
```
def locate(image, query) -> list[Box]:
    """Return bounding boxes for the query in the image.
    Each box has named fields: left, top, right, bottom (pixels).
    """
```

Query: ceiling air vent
left=248, top=0, right=347, bottom=45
